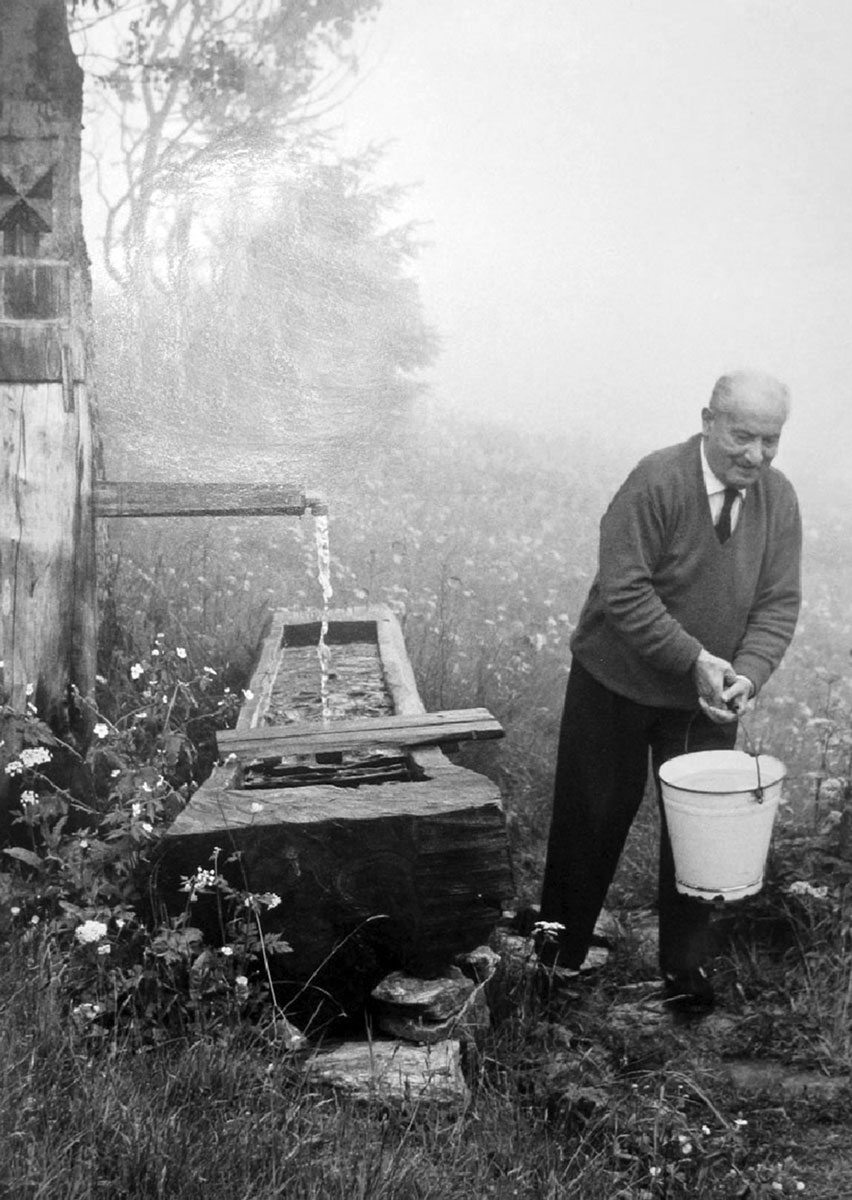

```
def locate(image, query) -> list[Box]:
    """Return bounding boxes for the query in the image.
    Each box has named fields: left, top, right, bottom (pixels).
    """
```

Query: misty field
left=3, top=414, right=852, bottom=1197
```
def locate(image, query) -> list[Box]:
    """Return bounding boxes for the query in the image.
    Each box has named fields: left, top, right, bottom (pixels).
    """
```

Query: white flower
left=140, top=822, right=153, bottom=834
left=221, top=946, right=234, bottom=957
left=4, top=761, right=23, bottom=776
left=97, top=943, right=111, bottom=956
left=130, top=663, right=144, bottom=680
left=20, top=747, right=52, bottom=768
left=203, top=666, right=217, bottom=676
left=263, top=893, right=282, bottom=911
left=787, top=881, right=830, bottom=901
left=131, top=802, right=142, bottom=818
left=235, top=974, right=248, bottom=989
left=250, top=802, right=264, bottom=814
left=20, top=790, right=38, bottom=807
left=175, top=647, right=187, bottom=659
left=151, top=648, right=160, bottom=657
left=110, top=769, right=122, bottom=778
left=180, top=868, right=216, bottom=894
left=242, top=689, right=254, bottom=700
left=79, top=839, right=89, bottom=850
left=72, top=1002, right=103, bottom=1021
left=10, top=906, right=20, bottom=917
left=92, top=723, right=110, bottom=740
left=30, top=915, right=39, bottom=926
left=25, top=683, right=34, bottom=697
left=75, top=919, right=108, bottom=944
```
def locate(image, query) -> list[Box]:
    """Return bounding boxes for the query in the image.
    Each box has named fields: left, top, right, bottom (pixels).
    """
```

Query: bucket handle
left=685, top=710, right=765, bottom=802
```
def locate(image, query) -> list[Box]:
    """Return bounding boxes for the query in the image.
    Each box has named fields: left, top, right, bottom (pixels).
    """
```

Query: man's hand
left=721, top=674, right=754, bottom=717
left=693, top=649, right=738, bottom=724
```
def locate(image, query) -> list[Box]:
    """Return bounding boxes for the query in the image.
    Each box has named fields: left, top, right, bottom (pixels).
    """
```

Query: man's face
left=701, top=401, right=786, bottom=489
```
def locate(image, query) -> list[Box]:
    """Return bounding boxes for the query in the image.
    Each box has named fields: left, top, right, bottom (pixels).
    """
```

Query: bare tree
left=69, top=0, right=382, bottom=289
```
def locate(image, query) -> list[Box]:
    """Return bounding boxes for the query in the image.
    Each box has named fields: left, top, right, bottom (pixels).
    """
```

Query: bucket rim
left=659, top=749, right=786, bottom=795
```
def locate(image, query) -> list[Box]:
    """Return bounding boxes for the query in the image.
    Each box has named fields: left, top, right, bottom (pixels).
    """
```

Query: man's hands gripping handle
left=692, top=648, right=754, bottom=724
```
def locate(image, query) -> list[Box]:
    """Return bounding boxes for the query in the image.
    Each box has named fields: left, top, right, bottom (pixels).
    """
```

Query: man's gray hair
left=709, top=371, right=791, bottom=418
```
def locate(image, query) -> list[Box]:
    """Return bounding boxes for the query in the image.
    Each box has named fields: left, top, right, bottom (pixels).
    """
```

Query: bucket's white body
left=658, top=750, right=785, bottom=902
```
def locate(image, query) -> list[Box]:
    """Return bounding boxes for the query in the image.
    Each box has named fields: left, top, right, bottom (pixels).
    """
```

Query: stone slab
left=305, top=1038, right=468, bottom=1106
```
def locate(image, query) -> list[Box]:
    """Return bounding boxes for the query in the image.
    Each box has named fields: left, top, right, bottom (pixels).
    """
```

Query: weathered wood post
left=0, top=1, right=96, bottom=792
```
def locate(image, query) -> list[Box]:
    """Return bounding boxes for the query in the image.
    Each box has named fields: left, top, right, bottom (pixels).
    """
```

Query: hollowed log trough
left=155, top=605, right=512, bottom=1014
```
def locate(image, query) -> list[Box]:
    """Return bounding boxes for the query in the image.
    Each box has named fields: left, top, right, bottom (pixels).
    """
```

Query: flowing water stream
left=314, top=512, right=334, bottom=722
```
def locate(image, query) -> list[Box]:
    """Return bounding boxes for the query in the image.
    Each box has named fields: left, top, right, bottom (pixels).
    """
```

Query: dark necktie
left=715, top=487, right=739, bottom=543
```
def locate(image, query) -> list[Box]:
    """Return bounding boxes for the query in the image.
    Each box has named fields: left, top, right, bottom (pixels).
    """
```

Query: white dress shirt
left=700, top=439, right=745, bottom=532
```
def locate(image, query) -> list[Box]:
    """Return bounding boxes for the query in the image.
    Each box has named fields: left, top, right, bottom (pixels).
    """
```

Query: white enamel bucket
left=658, top=749, right=786, bottom=902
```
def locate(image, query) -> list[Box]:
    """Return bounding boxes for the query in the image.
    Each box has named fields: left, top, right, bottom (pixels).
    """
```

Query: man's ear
left=701, top=407, right=714, bottom=435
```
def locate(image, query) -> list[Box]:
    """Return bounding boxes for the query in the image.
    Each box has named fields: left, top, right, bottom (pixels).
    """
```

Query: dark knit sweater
left=570, top=434, right=802, bottom=709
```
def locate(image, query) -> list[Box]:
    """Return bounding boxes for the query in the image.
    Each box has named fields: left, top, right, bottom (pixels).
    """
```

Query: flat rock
left=305, top=1038, right=468, bottom=1106
left=375, top=982, right=491, bottom=1045
left=371, top=967, right=474, bottom=1019
left=723, top=1060, right=851, bottom=1101
left=456, top=944, right=501, bottom=983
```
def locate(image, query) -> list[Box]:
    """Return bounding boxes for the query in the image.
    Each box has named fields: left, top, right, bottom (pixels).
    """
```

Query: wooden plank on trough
left=93, top=481, right=323, bottom=518
left=217, top=707, right=504, bottom=758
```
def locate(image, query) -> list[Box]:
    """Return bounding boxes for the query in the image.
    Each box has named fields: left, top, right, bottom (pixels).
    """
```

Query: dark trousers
left=539, top=659, right=737, bottom=974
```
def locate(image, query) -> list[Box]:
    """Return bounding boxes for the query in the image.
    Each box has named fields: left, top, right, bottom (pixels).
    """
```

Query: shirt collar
left=700, top=438, right=745, bottom=500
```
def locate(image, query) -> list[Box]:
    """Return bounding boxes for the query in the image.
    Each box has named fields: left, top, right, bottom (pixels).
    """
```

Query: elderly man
left=538, top=371, right=801, bottom=1011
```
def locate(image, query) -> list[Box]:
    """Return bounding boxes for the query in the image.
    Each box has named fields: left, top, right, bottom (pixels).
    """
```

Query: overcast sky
left=329, top=0, right=852, bottom=498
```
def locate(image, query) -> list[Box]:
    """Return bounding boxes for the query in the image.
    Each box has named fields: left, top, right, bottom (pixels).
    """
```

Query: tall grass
left=2, top=415, right=851, bottom=1196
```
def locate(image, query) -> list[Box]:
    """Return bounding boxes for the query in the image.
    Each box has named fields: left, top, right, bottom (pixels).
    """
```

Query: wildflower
left=10, top=906, right=20, bottom=917
left=734, top=1119, right=748, bottom=1128
left=97, top=944, right=111, bottom=956
left=680, top=1141, right=693, bottom=1156
left=116, top=918, right=126, bottom=929
left=250, top=802, right=264, bottom=814
left=92, top=723, right=110, bottom=740
left=263, top=893, right=282, bottom=911
left=20, top=747, right=52, bottom=768
left=140, top=782, right=152, bottom=793
left=176, top=647, right=187, bottom=659
left=110, top=769, right=122, bottom=778
left=242, top=689, right=254, bottom=700
left=180, top=868, right=216, bottom=894
left=19, top=791, right=38, bottom=807
left=4, top=761, right=23, bottom=776
left=234, top=974, right=249, bottom=998
left=76, top=919, right=108, bottom=944
left=702, top=1125, right=711, bottom=1136
left=140, top=822, right=153, bottom=834
left=72, top=1002, right=103, bottom=1021
left=787, top=881, right=830, bottom=901
left=30, top=915, right=39, bottom=926
left=203, top=666, right=217, bottom=676
left=649, top=1167, right=662, bottom=1179
left=221, top=946, right=234, bottom=957
left=532, top=920, right=566, bottom=935
left=135, top=711, right=147, bottom=720
left=151, top=648, right=160, bottom=657
left=79, top=839, right=89, bottom=850
left=95, top=674, right=107, bottom=685
left=130, top=663, right=144, bottom=680
left=25, top=683, right=33, bottom=696
left=131, top=802, right=142, bottom=818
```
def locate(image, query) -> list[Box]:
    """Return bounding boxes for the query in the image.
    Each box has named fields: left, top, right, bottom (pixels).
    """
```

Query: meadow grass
left=3, top=416, right=852, bottom=1196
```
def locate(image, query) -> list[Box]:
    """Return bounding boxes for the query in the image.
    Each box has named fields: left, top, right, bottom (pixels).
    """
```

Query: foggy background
left=323, top=0, right=851, bottom=511
left=77, top=0, right=852, bottom=514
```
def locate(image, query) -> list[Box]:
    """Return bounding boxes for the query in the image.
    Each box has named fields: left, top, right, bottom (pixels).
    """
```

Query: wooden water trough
left=155, top=605, right=513, bottom=1013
